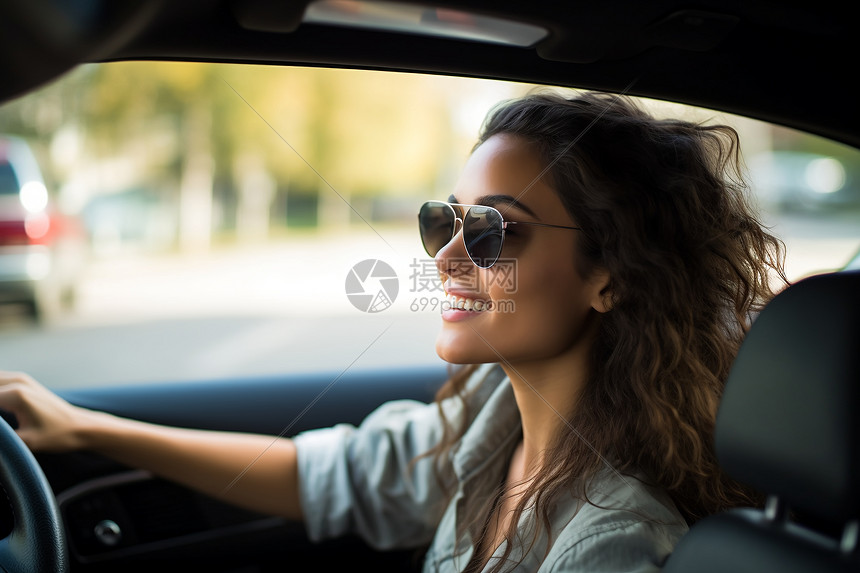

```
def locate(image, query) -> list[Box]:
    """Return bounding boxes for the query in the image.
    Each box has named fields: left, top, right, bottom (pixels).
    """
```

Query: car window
left=0, top=162, right=19, bottom=195
left=1, top=61, right=858, bottom=388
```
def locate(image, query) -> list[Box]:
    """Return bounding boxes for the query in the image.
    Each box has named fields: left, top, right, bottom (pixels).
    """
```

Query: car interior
left=0, top=1, right=858, bottom=572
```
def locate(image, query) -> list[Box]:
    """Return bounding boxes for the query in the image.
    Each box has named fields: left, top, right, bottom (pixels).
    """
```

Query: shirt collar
left=451, top=364, right=521, bottom=482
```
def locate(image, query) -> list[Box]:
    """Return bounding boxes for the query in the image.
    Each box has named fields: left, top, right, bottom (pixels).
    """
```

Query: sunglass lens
left=418, top=202, right=455, bottom=257
left=463, top=206, right=503, bottom=268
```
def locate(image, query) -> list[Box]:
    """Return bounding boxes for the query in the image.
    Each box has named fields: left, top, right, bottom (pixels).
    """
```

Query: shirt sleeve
left=293, top=396, right=454, bottom=550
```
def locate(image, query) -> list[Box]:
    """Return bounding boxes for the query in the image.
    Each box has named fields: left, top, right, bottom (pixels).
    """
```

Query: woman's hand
left=0, top=371, right=303, bottom=519
left=0, top=371, right=95, bottom=452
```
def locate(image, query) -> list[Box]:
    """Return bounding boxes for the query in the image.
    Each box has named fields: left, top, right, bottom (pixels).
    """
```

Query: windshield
left=0, top=162, right=19, bottom=195
left=1, top=62, right=858, bottom=388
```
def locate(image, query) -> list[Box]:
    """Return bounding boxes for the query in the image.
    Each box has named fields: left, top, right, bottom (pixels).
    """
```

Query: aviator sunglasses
left=418, top=200, right=582, bottom=268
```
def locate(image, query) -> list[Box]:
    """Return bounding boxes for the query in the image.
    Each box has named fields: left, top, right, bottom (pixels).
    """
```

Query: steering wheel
left=0, top=417, right=68, bottom=573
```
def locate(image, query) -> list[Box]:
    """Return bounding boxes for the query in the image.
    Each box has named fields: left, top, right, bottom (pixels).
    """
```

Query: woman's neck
left=500, top=333, right=594, bottom=473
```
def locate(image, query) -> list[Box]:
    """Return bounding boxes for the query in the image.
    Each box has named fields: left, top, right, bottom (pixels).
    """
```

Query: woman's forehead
left=455, top=134, right=565, bottom=219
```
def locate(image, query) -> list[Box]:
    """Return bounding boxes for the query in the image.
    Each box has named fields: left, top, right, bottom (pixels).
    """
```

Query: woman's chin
left=434, top=341, right=469, bottom=364
left=434, top=329, right=497, bottom=364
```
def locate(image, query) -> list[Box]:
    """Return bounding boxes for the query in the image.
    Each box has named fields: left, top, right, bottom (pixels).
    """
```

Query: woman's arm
left=0, top=371, right=303, bottom=521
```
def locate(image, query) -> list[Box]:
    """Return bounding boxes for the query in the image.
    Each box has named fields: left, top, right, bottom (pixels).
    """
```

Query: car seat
left=663, top=269, right=860, bottom=573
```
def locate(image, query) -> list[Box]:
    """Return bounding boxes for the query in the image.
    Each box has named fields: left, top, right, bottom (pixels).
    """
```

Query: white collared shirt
left=294, top=363, right=688, bottom=572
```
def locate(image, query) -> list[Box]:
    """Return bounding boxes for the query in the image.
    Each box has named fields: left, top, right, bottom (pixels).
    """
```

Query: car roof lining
left=1, top=0, right=857, bottom=148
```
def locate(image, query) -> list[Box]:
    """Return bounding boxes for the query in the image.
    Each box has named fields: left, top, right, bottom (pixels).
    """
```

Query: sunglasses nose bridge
left=452, top=216, right=463, bottom=237
left=420, top=203, right=502, bottom=269
left=434, top=214, right=469, bottom=266
left=438, top=216, right=464, bottom=256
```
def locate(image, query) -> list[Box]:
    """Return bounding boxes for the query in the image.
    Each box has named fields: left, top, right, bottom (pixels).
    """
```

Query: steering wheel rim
left=0, top=418, right=68, bottom=573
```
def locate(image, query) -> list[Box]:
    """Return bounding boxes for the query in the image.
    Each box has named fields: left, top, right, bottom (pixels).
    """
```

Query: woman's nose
left=435, top=219, right=470, bottom=276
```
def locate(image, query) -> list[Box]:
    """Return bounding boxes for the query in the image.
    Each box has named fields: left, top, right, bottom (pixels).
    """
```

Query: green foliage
left=0, top=61, right=533, bottom=248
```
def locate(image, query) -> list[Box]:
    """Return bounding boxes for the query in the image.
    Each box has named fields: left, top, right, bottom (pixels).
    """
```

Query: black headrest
left=716, top=270, right=860, bottom=524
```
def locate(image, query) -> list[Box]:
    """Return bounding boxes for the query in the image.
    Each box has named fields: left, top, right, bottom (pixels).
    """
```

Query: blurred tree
left=0, top=60, right=513, bottom=251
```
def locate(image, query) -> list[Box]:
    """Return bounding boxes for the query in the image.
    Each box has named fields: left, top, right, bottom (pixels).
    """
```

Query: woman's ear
left=589, top=268, right=613, bottom=313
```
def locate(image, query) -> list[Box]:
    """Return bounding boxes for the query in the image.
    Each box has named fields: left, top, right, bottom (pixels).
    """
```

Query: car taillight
left=0, top=220, right=29, bottom=245
left=0, top=213, right=51, bottom=246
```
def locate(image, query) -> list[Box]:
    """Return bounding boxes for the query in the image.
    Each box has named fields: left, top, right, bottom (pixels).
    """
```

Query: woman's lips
left=441, top=292, right=493, bottom=321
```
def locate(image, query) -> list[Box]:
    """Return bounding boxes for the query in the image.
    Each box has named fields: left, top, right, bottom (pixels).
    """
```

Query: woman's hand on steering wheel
left=0, top=371, right=92, bottom=452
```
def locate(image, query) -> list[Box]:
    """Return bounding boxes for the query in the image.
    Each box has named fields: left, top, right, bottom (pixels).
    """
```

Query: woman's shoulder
left=541, top=470, right=688, bottom=572
left=303, top=362, right=507, bottom=443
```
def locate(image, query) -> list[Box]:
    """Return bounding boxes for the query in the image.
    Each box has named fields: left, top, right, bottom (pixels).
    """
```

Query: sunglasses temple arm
left=507, top=221, right=582, bottom=231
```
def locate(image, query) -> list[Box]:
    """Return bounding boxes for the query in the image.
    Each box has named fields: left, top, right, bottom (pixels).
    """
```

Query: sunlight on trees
left=0, top=61, right=526, bottom=254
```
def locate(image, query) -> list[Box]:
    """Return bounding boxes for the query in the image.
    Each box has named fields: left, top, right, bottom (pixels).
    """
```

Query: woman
left=0, top=91, right=786, bottom=572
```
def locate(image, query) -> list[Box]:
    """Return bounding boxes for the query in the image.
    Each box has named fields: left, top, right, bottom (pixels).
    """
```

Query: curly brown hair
left=422, top=90, right=788, bottom=571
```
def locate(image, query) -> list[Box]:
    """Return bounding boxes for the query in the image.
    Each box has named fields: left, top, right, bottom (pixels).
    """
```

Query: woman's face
left=434, top=133, right=609, bottom=366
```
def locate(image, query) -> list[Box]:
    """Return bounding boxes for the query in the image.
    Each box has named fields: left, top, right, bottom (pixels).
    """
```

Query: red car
left=0, top=135, right=87, bottom=321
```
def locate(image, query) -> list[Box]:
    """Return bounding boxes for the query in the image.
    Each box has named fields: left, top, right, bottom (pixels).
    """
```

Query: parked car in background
left=748, top=150, right=860, bottom=212
left=0, top=135, right=88, bottom=320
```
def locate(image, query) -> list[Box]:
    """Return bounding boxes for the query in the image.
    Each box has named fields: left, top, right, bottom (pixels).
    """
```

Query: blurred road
left=0, top=227, right=449, bottom=388
left=0, top=312, right=444, bottom=388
